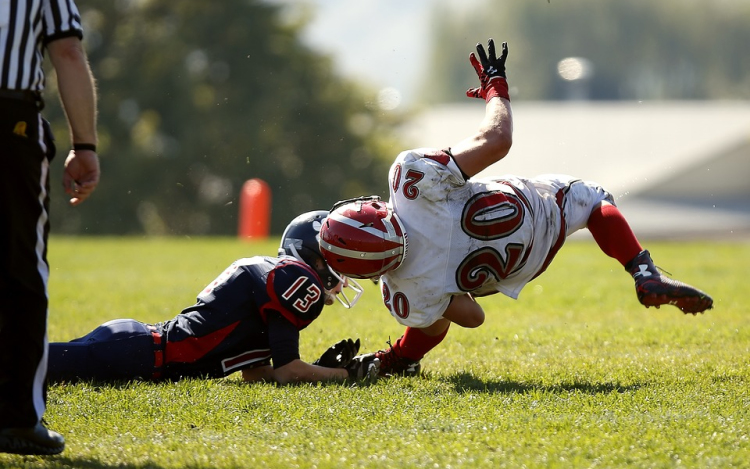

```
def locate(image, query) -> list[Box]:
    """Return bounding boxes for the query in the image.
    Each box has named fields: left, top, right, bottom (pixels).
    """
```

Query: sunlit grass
left=3, top=236, right=747, bottom=468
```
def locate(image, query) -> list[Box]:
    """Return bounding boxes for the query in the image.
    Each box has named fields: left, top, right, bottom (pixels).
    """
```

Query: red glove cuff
left=485, top=77, right=510, bottom=102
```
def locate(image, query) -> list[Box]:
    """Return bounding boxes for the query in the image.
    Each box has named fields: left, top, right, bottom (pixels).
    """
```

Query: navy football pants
left=48, top=319, right=158, bottom=382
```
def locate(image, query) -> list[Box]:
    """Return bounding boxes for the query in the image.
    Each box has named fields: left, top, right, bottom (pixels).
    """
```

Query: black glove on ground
left=313, top=338, right=360, bottom=368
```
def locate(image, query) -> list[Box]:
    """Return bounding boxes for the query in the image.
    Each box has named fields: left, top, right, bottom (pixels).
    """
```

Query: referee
left=1, top=0, right=100, bottom=456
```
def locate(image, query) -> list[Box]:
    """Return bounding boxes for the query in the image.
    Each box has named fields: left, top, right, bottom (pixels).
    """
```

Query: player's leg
left=375, top=318, right=450, bottom=377
left=442, top=293, right=485, bottom=328
left=580, top=189, right=713, bottom=314
left=48, top=319, right=158, bottom=381
left=584, top=201, right=643, bottom=265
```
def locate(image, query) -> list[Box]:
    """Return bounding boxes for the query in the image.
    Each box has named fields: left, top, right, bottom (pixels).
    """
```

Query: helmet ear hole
left=279, top=210, right=339, bottom=290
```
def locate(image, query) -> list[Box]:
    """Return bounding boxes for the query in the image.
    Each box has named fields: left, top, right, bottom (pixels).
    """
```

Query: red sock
left=587, top=203, right=643, bottom=266
left=393, top=326, right=449, bottom=361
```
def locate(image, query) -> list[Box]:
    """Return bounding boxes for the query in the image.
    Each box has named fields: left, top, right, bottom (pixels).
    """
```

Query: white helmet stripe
left=327, top=212, right=402, bottom=244
left=372, top=257, right=402, bottom=276
left=320, top=239, right=403, bottom=260
left=383, top=210, right=404, bottom=244
left=326, top=212, right=383, bottom=237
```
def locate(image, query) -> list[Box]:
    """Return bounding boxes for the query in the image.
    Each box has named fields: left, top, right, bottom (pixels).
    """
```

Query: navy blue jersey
left=155, top=256, right=326, bottom=379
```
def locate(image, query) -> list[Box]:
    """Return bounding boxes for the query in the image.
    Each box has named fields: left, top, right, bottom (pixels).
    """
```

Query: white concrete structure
left=399, top=101, right=750, bottom=239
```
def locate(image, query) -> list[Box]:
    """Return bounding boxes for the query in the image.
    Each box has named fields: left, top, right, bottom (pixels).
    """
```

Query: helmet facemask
left=326, top=266, right=363, bottom=309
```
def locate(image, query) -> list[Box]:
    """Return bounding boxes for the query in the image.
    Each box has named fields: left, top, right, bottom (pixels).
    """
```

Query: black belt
left=0, top=88, right=44, bottom=109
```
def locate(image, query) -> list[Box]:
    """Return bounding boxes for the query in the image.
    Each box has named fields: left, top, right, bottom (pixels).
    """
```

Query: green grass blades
left=3, top=237, right=747, bottom=468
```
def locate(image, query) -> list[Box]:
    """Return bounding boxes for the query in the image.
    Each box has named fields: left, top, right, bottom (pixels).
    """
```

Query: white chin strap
left=328, top=266, right=363, bottom=309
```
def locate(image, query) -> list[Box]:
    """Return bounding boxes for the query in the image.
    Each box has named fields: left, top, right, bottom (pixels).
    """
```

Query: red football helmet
left=319, top=196, right=408, bottom=279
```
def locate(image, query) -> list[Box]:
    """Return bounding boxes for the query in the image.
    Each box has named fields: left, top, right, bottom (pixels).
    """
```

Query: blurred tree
left=44, top=0, right=402, bottom=235
left=423, top=0, right=750, bottom=102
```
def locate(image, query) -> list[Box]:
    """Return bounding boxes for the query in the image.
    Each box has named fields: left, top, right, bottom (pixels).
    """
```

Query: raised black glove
left=312, top=338, right=360, bottom=368
left=466, top=39, right=510, bottom=102
left=345, top=354, right=380, bottom=382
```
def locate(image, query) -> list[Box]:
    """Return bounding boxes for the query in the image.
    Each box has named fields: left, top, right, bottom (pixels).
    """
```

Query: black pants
left=0, top=98, right=56, bottom=427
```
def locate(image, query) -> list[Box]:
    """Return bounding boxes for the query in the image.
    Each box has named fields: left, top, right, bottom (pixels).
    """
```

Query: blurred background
left=43, top=0, right=750, bottom=238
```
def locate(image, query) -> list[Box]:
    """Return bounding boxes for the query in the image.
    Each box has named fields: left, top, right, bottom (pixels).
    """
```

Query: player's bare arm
left=451, top=98, right=513, bottom=177
left=243, top=357, right=379, bottom=385
left=267, top=337, right=356, bottom=384
left=270, top=359, right=349, bottom=385
left=242, top=337, right=379, bottom=384
left=451, top=39, right=513, bottom=178
left=240, top=361, right=347, bottom=384
left=241, top=366, right=275, bottom=382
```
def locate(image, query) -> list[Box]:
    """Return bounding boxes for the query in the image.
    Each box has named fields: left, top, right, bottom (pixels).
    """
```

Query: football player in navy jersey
left=47, top=211, right=379, bottom=385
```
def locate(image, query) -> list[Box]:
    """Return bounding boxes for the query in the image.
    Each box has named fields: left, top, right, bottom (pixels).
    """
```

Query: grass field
left=2, top=236, right=748, bottom=468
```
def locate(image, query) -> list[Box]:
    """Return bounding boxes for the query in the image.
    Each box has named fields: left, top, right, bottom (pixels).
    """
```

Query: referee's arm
left=47, top=36, right=100, bottom=205
left=47, top=37, right=97, bottom=148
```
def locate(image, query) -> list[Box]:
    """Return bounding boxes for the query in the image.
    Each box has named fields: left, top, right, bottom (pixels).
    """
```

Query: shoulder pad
left=266, top=259, right=326, bottom=328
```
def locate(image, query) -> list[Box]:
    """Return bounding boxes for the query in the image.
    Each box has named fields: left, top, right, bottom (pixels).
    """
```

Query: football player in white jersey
left=318, top=39, right=713, bottom=377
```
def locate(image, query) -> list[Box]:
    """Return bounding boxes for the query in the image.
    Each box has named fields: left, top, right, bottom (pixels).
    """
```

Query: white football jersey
left=380, top=148, right=611, bottom=328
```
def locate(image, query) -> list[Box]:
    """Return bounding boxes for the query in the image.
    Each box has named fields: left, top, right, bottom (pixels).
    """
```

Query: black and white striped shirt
left=0, top=0, right=83, bottom=91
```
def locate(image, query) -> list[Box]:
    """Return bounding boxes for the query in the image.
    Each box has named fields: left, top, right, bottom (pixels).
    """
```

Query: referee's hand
left=63, top=149, right=100, bottom=206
